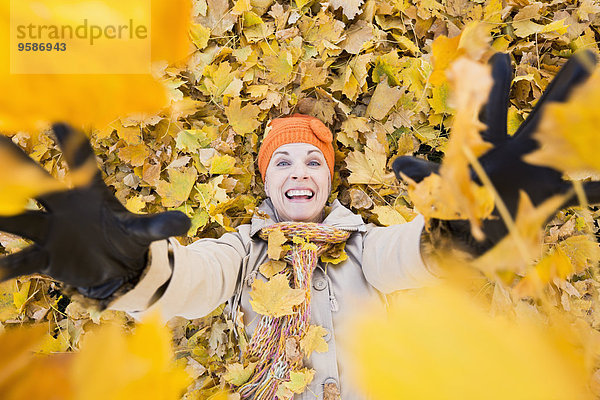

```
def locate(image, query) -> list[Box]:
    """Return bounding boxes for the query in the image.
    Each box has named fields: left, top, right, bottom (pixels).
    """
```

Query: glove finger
left=0, top=211, right=50, bottom=243
left=52, top=123, right=98, bottom=170
left=0, top=135, right=53, bottom=176
left=480, top=53, right=512, bottom=146
left=392, top=156, right=440, bottom=183
left=0, top=246, right=48, bottom=281
left=514, top=50, right=597, bottom=142
left=561, top=182, right=600, bottom=208
left=125, top=211, right=191, bottom=243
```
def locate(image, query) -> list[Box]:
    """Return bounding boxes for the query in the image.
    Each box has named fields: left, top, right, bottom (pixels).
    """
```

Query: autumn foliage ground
left=2, top=0, right=600, bottom=398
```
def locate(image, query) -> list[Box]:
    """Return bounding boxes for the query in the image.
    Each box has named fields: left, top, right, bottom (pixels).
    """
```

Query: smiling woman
left=259, top=115, right=334, bottom=223
left=264, top=143, right=331, bottom=222
left=106, top=113, right=435, bottom=399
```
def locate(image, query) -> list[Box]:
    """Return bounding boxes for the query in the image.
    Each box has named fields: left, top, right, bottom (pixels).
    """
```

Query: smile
left=285, top=189, right=314, bottom=200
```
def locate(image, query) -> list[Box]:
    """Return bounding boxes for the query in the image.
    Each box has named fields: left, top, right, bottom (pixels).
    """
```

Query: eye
left=307, top=160, right=321, bottom=167
left=276, top=160, right=290, bottom=167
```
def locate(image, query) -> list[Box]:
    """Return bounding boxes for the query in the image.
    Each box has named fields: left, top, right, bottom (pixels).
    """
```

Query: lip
left=284, top=187, right=315, bottom=201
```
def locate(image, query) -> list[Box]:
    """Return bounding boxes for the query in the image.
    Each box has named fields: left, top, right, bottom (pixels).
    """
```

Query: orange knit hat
left=258, top=114, right=334, bottom=179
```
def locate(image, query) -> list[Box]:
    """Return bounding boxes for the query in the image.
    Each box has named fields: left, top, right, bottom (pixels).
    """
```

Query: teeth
left=286, top=190, right=313, bottom=197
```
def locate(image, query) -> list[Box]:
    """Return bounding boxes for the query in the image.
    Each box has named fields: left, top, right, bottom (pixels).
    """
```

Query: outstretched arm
left=393, top=50, right=598, bottom=256
left=0, top=124, right=190, bottom=300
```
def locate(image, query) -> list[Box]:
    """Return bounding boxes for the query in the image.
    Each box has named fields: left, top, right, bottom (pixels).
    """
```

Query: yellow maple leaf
left=37, top=332, right=70, bottom=354
left=223, top=362, right=256, bottom=386
left=264, top=50, right=294, bottom=84
left=413, top=57, right=494, bottom=238
left=523, top=246, right=574, bottom=290
left=346, top=285, right=593, bottom=400
left=406, top=173, right=494, bottom=221
left=512, top=18, right=569, bottom=38
left=155, top=167, right=198, bottom=208
left=118, top=143, right=151, bottom=167
left=249, top=275, right=305, bottom=318
left=299, top=325, right=329, bottom=357
left=428, top=83, right=450, bottom=114
left=116, top=126, right=143, bottom=146
left=12, top=280, right=31, bottom=313
left=283, top=368, right=315, bottom=394
left=225, top=98, right=261, bottom=135
left=345, top=141, right=396, bottom=186
left=0, top=280, right=19, bottom=321
left=190, top=23, right=211, bottom=50
left=209, top=154, right=237, bottom=175
left=0, top=324, right=65, bottom=398
left=559, top=235, right=600, bottom=273
left=125, top=196, right=147, bottom=214
left=525, top=63, right=600, bottom=175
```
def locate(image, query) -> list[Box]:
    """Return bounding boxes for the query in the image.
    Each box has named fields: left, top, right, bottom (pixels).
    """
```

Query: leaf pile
left=2, top=0, right=600, bottom=398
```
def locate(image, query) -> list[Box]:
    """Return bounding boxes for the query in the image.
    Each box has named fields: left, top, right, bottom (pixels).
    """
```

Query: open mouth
left=285, top=189, right=314, bottom=200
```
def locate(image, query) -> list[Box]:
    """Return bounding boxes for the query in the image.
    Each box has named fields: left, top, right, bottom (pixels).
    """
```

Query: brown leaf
left=285, top=336, right=303, bottom=364
left=365, top=79, right=403, bottom=120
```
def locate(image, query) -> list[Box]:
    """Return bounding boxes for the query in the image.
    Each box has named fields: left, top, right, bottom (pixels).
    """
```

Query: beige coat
left=112, top=199, right=435, bottom=399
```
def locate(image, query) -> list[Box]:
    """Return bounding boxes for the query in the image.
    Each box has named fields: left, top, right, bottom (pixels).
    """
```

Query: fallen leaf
left=329, top=0, right=364, bottom=20
left=267, top=228, right=287, bottom=260
left=372, top=205, right=407, bottom=226
left=225, top=98, right=261, bottom=136
left=249, top=275, right=305, bottom=318
left=72, top=312, right=191, bottom=400
left=156, top=167, right=198, bottom=208
left=365, top=79, right=403, bottom=120
left=223, top=362, right=256, bottom=386
left=299, top=325, right=329, bottom=357
left=283, top=368, right=315, bottom=394
left=259, top=260, right=287, bottom=278
left=346, top=144, right=395, bottom=186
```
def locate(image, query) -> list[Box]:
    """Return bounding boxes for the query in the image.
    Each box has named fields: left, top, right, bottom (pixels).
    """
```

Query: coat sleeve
left=361, top=214, right=437, bottom=293
left=110, top=227, right=249, bottom=320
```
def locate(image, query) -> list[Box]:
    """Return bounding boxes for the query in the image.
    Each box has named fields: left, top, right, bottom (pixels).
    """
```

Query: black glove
left=393, top=50, right=600, bottom=255
left=0, top=124, right=190, bottom=299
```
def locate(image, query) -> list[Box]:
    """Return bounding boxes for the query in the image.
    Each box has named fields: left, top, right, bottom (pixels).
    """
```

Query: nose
left=291, top=163, right=309, bottom=180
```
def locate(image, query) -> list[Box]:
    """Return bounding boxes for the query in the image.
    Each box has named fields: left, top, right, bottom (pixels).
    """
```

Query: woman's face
left=264, top=143, right=331, bottom=222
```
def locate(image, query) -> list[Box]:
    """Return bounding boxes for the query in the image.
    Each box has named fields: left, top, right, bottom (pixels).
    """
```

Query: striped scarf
left=238, top=222, right=350, bottom=399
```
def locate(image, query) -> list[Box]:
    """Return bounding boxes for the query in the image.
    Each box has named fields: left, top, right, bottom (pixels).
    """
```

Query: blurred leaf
left=72, top=312, right=191, bottom=400
left=526, top=65, right=600, bottom=175
left=346, top=285, right=593, bottom=400
left=0, top=0, right=191, bottom=131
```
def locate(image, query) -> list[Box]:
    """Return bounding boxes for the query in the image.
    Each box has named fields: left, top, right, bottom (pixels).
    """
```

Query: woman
left=0, top=51, right=597, bottom=399
left=110, top=114, right=434, bottom=399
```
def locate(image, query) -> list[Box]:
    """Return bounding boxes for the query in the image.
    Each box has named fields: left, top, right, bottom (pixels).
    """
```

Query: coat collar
left=249, top=198, right=366, bottom=237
